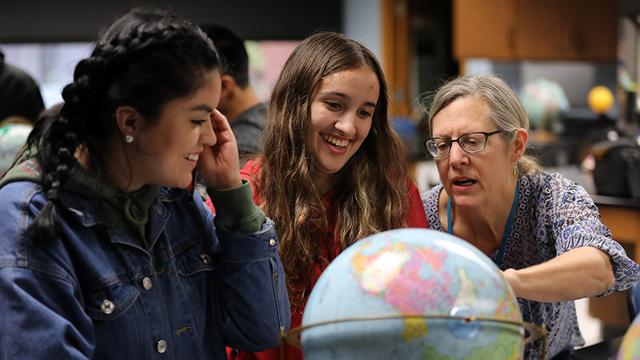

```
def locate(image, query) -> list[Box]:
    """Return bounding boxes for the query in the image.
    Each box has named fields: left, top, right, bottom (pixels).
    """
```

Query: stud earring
left=125, top=135, right=134, bottom=143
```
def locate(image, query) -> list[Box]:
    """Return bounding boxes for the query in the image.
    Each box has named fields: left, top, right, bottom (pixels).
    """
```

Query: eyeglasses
left=423, top=130, right=510, bottom=159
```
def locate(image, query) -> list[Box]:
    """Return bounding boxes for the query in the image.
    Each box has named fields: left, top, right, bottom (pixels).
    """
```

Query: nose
left=200, top=119, right=217, bottom=147
left=448, top=141, right=468, bottom=167
left=334, top=112, right=357, bottom=137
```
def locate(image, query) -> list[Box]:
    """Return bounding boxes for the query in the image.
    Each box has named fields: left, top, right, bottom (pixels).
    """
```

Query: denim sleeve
left=193, top=192, right=291, bottom=351
left=0, top=267, right=94, bottom=359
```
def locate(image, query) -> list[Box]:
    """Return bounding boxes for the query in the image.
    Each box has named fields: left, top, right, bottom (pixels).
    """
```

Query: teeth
left=186, top=154, right=199, bottom=161
left=322, top=134, right=350, bottom=148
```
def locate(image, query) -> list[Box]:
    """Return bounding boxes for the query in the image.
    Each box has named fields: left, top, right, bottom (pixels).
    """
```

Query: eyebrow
left=189, top=104, right=213, bottom=113
left=322, top=91, right=377, bottom=108
left=432, top=130, right=485, bottom=138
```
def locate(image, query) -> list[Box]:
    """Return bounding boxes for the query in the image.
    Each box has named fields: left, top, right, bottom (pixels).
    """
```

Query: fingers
left=210, top=109, right=231, bottom=132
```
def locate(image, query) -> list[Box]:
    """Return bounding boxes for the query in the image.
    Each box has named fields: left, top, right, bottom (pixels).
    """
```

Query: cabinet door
left=453, top=0, right=516, bottom=59
left=575, top=0, right=617, bottom=61
left=515, top=0, right=616, bottom=61
left=515, top=0, right=577, bottom=59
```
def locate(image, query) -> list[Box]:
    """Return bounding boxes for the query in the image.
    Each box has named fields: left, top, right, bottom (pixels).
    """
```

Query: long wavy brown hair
left=255, top=32, right=410, bottom=306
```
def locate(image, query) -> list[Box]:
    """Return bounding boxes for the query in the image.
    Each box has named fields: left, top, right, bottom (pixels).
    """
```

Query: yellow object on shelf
left=587, top=86, right=614, bottom=114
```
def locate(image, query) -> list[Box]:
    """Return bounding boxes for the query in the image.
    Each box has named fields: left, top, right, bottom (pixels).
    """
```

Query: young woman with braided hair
left=0, top=7, right=289, bottom=359
left=225, top=32, right=428, bottom=360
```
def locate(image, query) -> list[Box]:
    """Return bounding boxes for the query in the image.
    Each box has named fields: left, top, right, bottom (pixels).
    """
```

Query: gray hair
left=424, top=74, right=540, bottom=175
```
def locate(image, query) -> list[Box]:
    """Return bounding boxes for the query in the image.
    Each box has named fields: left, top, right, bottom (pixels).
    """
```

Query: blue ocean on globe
left=300, top=228, right=525, bottom=359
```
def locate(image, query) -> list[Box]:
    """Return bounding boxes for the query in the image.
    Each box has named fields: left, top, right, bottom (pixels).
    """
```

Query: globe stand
left=281, top=314, right=548, bottom=360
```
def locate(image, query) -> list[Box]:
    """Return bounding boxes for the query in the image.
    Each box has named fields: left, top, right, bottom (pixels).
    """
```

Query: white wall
left=342, top=0, right=382, bottom=61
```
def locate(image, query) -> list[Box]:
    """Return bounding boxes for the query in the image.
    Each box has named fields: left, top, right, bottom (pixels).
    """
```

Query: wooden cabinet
left=453, top=0, right=516, bottom=59
left=453, top=0, right=617, bottom=61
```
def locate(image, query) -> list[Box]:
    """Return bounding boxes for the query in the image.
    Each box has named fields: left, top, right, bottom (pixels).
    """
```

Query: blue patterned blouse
left=421, top=171, right=640, bottom=359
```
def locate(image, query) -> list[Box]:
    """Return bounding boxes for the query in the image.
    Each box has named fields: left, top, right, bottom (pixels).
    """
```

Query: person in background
left=0, top=7, right=288, bottom=359
left=420, top=74, right=640, bottom=359
left=0, top=116, right=32, bottom=176
left=0, top=103, right=63, bottom=178
left=202, top=24, right=266, bottom=165
left=0, top=50, right=45, bottom=123
left=227, top=31, right=428, bottom=360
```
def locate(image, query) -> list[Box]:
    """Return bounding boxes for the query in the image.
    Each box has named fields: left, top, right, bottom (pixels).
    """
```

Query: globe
left=617, top=313, right=640, bottom=359
left=299, top=228, right=525, bottom=360
left=587, top=85, right=614, bottom=115
left=519, top=78, right=569, bottom=131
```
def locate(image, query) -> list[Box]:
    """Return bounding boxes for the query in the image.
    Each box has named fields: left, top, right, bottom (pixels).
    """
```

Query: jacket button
left=100, top=299, right=115, bottom=315
left=199, top=253, right=211, bottom=264
left=156, top=339, right=167, bottom=353
left=142, top=277, right=153, bottom=290
left=269, top=239, right=276, bottom=246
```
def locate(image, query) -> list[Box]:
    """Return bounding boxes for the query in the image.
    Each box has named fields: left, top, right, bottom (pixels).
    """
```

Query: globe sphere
left=520, top=79, right=569, bottom=130
left=300, top=228, right=525, bottom=360
left=618, top=313, right=640, bottom=359
left=587, top=85, right=614, bottom=114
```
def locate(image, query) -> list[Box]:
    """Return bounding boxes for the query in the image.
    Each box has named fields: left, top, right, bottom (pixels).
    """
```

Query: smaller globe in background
left=519, top=78, right=570, bottom=132
left=617, top=313, right=640, bottom=360
left=587, top=85, right=614, bottom=115
left=300, top=228, right=525, bottom=360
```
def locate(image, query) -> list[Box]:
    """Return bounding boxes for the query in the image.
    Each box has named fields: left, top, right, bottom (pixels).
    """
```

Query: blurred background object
left=520, top=78, right=570, bottom=133
left=588, top=85, right=615, bottom=115
left=0, top=116, right=32, bottom=177
left=0, top=50, right=44, bottom=122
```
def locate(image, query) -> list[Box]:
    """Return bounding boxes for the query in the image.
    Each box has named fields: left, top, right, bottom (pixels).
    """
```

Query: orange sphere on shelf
left=587, top=86, right=614, bottom=114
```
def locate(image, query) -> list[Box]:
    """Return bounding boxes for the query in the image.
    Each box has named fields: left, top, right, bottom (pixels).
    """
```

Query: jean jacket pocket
left=175, top=237, right=218, bottom=277
left=84, top=280, right=141, bottom=321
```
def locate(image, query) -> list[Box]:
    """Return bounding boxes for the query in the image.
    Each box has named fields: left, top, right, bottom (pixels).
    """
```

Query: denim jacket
left=0, top=180, right=290, bottom=359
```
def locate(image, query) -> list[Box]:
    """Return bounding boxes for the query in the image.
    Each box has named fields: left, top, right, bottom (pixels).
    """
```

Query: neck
left=225, top=86, right=260, bottom=122
left=76, top=138, right=142, bottom=193
left=314, top=172, right=337, bottom=197
left=446, top=177, right=518, bottom=248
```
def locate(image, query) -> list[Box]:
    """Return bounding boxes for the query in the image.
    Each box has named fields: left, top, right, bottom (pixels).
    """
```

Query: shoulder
left=0, top=158, right=42, bottom=188
left=522, top=172, right=593, bottom=206
left=421, top=184, right=442, bottom=207
left=421, top=185, right=443, bottom=230
left=240, top=159, right=262, bottom=180
left=0, top=181, right=45, bottom=236
left=240, top=159, right=263, bottom=204
left=0, top=180, right=44, bottom=212
left=523, top=171, right=574, bottom=188
left=232, top=103, right=267, bottom=129
left=405, top=178, right=420, bottom=193
left=0, top=181, right=77, bottom=282
left=405, top=178, right=428, bottom=228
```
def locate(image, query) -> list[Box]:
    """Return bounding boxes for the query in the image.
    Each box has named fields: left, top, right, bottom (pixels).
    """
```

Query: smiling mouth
left=321, top=133, right=350, bottom=148
left=185, top=154, right=199, bottom=161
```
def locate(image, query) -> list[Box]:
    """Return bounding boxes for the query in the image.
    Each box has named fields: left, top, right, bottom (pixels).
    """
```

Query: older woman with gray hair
left=421, top=74, right=639, bottom=359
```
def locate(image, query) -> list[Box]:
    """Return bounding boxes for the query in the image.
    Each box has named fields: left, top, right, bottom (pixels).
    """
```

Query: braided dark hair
left=24, top=7, right=221, bottom=242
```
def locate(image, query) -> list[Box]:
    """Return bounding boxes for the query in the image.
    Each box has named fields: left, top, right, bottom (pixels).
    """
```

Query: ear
left=114, top=106, right=143, bottom=139
left=511, top=128, right=529, bottom=161
left=220, top=74, right=236, bottom=99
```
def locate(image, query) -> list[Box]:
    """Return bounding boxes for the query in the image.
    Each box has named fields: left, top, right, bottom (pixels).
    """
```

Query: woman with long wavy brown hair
left=227, top=31, right=428, bottom=360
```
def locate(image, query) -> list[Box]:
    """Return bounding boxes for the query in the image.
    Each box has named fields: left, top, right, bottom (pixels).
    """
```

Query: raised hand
left=197, top=109, right=242, bottom=190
